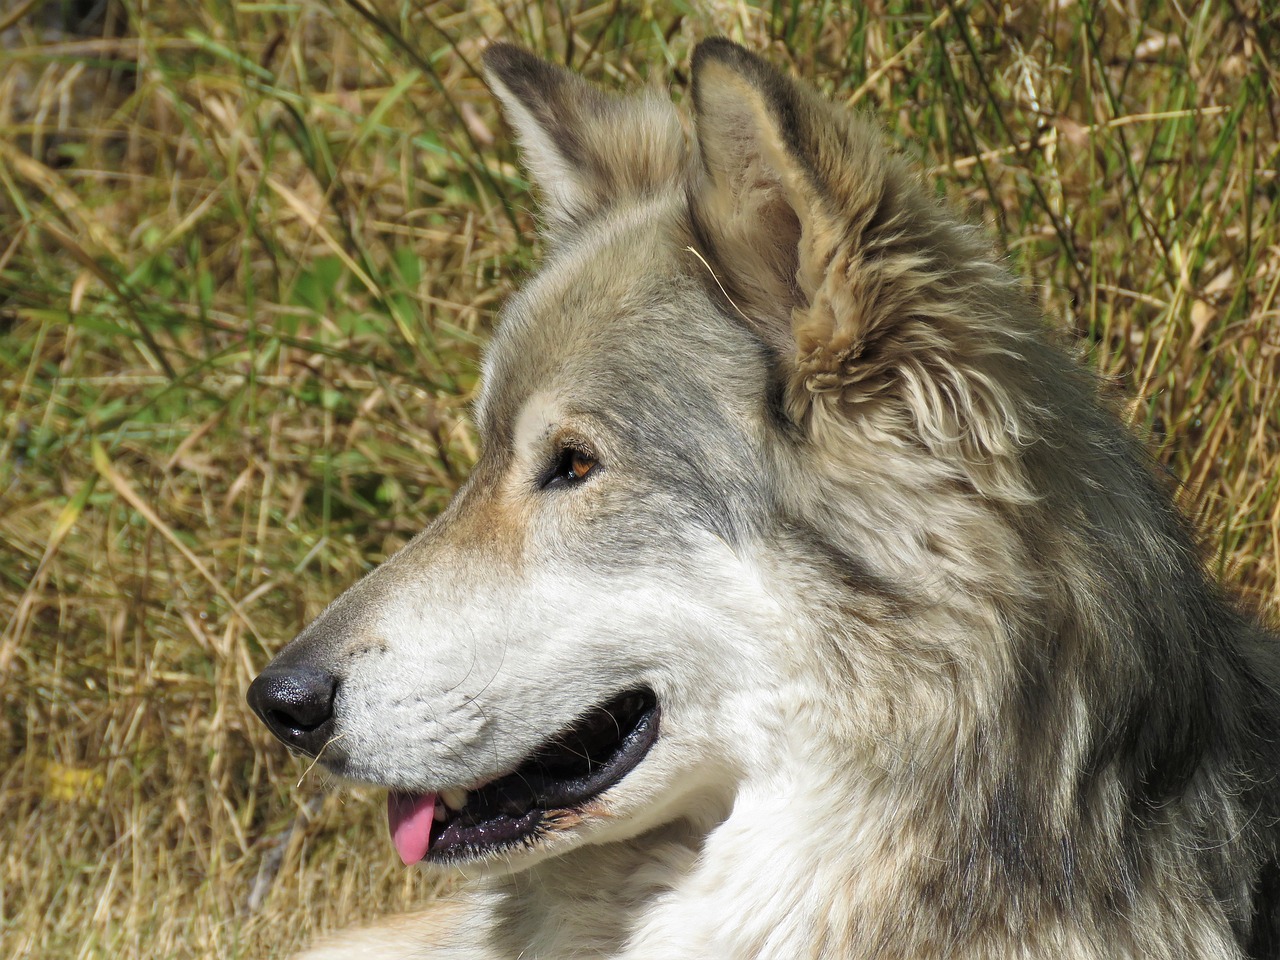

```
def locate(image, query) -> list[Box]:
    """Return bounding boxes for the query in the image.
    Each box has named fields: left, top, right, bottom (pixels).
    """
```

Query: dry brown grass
left=1, top=1, right=1277, bottom=957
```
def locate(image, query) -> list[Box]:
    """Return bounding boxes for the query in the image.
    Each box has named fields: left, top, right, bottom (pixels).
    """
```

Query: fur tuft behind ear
left=482, top=43, right=686, bottom=237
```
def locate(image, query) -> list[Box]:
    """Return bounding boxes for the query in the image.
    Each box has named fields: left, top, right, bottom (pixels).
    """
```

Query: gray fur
left=253, top=39, right=1280, bottom=959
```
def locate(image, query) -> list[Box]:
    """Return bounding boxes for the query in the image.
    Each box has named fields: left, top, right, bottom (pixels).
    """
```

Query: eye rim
left=541, top=444, right=600, bottom=490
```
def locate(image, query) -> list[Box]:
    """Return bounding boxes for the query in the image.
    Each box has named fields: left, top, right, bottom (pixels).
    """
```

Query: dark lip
left=424, top=687, right=660, bottom=863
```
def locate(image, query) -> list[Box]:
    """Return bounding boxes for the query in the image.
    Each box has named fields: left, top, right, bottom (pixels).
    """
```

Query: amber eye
left=544, top=446, right=598, bottom=488
left=568, top=451, right=595, bottom=480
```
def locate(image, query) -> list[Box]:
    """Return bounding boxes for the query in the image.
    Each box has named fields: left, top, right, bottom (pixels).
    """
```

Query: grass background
left=1, top=0, right=1277, bottom=956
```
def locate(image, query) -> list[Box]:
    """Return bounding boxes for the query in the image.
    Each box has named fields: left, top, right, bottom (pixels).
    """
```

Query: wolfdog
left=247, top=39, right=1280, bottom=959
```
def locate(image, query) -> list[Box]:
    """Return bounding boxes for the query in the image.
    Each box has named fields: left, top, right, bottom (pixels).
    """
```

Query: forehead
left=476, top=198, right=706, bottom=439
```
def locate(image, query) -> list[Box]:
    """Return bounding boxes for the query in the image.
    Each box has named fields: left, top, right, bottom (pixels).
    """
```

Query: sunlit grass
left=1, top=1, right=1277, bottom=956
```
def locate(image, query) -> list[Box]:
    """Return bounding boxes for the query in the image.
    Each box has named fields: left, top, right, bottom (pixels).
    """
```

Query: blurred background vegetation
left=1, top=0, right=1277, bottom=956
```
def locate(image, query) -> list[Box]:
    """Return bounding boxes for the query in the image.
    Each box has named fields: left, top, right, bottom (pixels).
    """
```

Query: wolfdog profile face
left=247, top=40, right=1057, bottom=875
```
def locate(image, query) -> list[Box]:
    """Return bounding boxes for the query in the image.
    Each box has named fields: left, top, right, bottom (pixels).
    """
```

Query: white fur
left=262, top=40, right=1276, bottom=960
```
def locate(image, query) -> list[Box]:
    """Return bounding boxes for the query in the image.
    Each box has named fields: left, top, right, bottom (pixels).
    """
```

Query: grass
left=1, top=0, right=1277, bottom=956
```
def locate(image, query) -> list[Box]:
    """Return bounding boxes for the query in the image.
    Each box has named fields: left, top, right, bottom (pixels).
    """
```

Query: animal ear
left=689, top=39, right=938, bottom=419
left=482, top=43, right=685, bottom=237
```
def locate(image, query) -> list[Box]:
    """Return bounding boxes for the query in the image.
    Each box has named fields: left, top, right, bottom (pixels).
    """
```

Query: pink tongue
left=387, top=791, right=438, bottom=865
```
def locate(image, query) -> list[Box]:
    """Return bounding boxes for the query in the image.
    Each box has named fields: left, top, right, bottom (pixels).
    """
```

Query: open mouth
left=388, top=688, right=659, bottom=865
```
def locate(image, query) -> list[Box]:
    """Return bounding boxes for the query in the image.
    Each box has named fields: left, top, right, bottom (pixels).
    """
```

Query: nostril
left=268, top=707, right=323, bottom=734
left=246, top=665, right=338, bottom=746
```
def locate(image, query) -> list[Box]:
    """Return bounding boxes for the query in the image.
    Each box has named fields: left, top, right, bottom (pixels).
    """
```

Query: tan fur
left=252, top=39, right=1280, bottom=960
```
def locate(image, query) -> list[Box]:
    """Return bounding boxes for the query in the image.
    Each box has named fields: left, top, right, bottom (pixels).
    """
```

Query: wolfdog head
left=248, top=40, right=1278, bottom=944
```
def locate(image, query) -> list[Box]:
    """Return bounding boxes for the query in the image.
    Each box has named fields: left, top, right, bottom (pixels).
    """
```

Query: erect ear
left=482, top=43, right=686, bottom=238
left=689, top=39, right=937, bottom=418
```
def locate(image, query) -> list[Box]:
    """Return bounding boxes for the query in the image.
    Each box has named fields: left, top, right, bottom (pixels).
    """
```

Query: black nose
left=246, top=665, right=338, bottom=757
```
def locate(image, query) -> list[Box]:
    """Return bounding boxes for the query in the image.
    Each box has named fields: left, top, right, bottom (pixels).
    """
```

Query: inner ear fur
left=482, top=43, right=686, bottom=238
left=690, top=39, right=836, bottom=346
left=690, top=39, right=999, bottom=428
